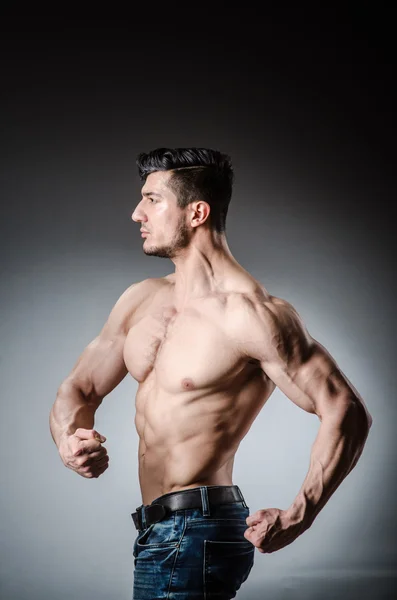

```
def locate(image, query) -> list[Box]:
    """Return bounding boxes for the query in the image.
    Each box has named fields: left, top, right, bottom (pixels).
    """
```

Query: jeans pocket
left=133, top=530, right=145, bottom=558
left=204, top=539, right=255, bottom=596
left=136, top=515, right=183, bottom=552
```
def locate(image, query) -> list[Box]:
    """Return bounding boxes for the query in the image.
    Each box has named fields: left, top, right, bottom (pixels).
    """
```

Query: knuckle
left=73, top=445, right=83, bottom=457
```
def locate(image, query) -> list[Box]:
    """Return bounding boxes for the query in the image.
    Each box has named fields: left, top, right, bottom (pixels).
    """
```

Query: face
left=131, top=171, right=191, bottom=259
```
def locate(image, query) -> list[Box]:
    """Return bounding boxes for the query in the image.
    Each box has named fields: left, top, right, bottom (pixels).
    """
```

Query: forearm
left=287, top=401, right=372, bottom=529
left=49, top=382, right=100, bottom=448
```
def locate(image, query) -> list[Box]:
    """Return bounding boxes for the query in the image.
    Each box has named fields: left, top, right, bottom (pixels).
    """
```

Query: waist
left=138, top=453, right=235, bottom=505
left=131, top=484, right=248, bottom=531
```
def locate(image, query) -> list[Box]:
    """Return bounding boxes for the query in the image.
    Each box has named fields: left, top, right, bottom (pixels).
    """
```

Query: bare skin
left=50, top=169, right=372, bottom=554
left=126, top=273, right=275, bottom=506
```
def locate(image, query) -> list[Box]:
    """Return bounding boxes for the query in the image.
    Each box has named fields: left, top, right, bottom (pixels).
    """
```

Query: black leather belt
left=131, top=485, right=246, bottom=531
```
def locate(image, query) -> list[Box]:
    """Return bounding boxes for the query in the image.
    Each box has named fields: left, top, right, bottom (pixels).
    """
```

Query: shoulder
left=163, top=272, right=176, bottom=283
left=108, top=277, right=165, bottom=329
left=228, top=291, right=312, bottom=361
left=233, top=289, right=304, bottom=325
left=115, top=277, right=161, bottom=305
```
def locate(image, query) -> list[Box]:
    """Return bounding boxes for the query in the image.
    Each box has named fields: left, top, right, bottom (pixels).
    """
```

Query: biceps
left=263, top=340, right=356, bottom=419
left=67, top=333, right=128, bottom=401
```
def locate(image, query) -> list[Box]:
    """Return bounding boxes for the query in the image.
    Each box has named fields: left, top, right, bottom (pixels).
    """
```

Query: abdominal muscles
left=134, top=368, right=271, bottom=504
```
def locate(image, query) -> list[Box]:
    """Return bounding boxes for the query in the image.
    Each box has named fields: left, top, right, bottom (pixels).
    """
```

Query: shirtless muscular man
left=49, top=147, right=372, bottom=598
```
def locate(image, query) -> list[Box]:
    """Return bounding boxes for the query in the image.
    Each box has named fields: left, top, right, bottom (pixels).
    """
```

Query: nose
left=131, top=200, right=147, bottom=224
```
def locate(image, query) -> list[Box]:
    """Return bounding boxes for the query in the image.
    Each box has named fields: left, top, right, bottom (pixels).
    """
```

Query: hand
left=244, top=507, right=304, bottom=553
left=58, top=428, right=109, bottom=479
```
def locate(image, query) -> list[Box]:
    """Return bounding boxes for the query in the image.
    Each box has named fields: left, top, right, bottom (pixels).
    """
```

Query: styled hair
left=136, top=147, right=234, bottom=234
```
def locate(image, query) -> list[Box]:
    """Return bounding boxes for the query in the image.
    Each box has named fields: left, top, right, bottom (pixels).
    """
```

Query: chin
left=143, top=243, right=173, bottom=259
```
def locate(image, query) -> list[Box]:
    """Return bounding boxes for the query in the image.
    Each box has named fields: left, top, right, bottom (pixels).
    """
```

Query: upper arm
left=61, top=280, right=148, bottom=403
left=237, top=295, right=370, bottom=423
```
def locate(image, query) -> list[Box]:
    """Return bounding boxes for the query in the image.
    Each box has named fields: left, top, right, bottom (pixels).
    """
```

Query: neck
left=170, top=232, right=240, bottom=307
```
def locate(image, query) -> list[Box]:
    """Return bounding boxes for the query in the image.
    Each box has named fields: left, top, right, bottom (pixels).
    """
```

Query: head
left=131, top=147, right=234, bottom=259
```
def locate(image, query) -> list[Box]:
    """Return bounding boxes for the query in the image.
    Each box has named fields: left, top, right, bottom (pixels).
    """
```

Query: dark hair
left=136, top=147, right=234, bottom=234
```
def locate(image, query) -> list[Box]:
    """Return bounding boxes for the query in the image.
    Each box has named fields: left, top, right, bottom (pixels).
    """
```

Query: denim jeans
left=132, top=485, right=255, bottom=599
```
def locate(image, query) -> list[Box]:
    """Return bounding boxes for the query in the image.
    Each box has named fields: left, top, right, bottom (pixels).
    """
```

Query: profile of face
left=131, top=171, right=191, bottom=259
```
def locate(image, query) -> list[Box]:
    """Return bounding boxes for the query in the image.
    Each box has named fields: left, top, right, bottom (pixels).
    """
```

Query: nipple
left=181, top=378, right=195, bottom=390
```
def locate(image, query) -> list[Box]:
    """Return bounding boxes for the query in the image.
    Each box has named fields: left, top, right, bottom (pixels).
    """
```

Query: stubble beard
left=143, top=214, right=191, bottom=259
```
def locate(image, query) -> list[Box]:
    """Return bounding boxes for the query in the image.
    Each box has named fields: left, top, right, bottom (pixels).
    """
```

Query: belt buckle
left=146, top=502, right=167, bottom=525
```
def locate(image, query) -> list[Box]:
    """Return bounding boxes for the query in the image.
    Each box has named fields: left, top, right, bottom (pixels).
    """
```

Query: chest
left=123, top=302, right=244, bottom=394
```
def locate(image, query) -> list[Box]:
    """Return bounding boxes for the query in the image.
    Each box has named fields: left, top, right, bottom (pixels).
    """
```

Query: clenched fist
left=244, top=507, right=305, bottom=553
left=59, top=428, right=109, bottom=478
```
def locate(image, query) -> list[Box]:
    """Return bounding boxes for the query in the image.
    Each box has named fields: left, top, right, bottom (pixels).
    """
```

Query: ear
left=190, top=200, right=211, bottom=228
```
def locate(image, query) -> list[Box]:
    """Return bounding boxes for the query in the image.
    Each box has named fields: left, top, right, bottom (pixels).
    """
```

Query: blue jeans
left=132, top=485, right=255, bottom=599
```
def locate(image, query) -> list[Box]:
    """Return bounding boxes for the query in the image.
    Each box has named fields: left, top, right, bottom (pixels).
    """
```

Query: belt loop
left=236, top=485, right=248, bottom=509
left=200, top=486, right=211, bottom=516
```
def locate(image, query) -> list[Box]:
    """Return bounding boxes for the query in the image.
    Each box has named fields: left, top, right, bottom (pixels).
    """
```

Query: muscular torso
left=123, top=273, right=276, bottom=505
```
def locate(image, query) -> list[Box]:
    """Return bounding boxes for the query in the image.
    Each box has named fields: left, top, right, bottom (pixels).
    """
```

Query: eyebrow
left=142, top=191, right=162, bottom=198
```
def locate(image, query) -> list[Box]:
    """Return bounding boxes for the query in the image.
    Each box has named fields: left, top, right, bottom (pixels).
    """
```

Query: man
left=49, top=147, right=373, bottom=598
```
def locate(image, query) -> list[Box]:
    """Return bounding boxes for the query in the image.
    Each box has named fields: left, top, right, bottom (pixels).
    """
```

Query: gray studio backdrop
left=1, top=137, right=394, bottom=600
left=1, top=23, right=395, bottom=600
